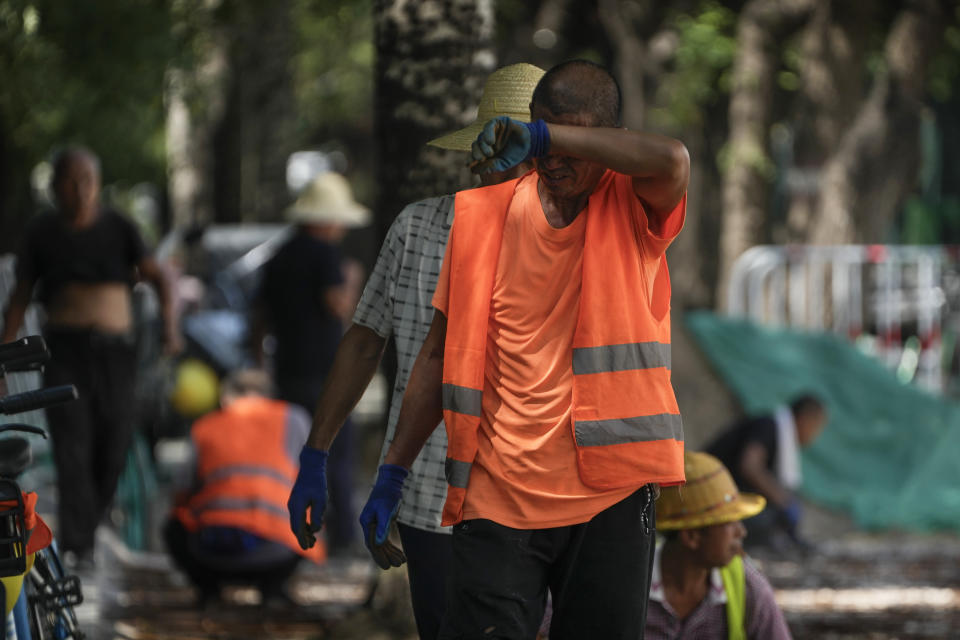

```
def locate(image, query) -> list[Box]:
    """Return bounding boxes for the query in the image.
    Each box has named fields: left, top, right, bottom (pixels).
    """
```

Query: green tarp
left=685, top=311, right=960, bottom=532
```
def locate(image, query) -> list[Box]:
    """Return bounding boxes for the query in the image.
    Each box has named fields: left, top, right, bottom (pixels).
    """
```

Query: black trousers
left=398, top=523, right=454, bottom=640
left=43, top=329, right=137, bottom=555
left=439, top=486, right=657, bottom=640
left=163, top=518, right=301, bottom=598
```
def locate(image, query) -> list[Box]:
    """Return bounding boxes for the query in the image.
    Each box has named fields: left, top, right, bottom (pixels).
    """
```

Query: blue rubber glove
left=358, top=464, right=409, bottom=569
left=470, top=116, right=551, bottom=174
left=287, top=446, right=328, bottom=550
left=781, top=499, right=803, bottom=537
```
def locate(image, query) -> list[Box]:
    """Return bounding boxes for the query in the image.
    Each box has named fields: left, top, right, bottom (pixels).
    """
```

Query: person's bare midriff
left=45, top=282, right=133, bottom=334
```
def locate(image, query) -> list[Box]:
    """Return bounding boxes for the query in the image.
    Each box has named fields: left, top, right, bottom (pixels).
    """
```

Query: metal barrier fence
left=726, top=245, right=960, bottom=395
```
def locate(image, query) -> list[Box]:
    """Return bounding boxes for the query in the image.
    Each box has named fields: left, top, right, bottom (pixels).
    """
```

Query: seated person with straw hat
left=646, top=451, right=793, bottom=640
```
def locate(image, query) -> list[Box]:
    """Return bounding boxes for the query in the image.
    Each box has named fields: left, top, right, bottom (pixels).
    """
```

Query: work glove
left=779, top=498, right=803, bottom=539
left=287, top=446, right=328, bottom=550
left=470, top=116, right=551, bottom=174
left=358, top=464, right=409, bottom=569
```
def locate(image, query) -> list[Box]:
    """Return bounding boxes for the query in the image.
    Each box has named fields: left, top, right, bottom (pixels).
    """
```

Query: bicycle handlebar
left=0, top=423, right=47, bottom=438
left=0, top=385, right=78, bottom=416
left=0, top=336, right=50, bottom=374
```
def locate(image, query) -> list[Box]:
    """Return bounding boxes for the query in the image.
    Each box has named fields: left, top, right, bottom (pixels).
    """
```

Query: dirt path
left=76, top=508, right=960, bottom=639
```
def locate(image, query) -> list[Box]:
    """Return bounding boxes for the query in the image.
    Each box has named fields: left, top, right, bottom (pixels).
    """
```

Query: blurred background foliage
left=1, top=0, right=960, bottom=308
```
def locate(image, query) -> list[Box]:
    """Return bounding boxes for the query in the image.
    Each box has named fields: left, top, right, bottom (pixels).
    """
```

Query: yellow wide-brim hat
left=657, top=451, right=766, bottom=530
left=285, top=171, right=371, bottom=227
left=427, top=63, right=546, bottom=151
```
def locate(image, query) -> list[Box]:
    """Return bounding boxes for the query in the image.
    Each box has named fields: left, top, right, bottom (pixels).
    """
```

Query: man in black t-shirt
left=706, top=394, right=827, bottom=548
left=252, top=171, right=368, bottom=554
left=1, top=146, right=180, bottom=569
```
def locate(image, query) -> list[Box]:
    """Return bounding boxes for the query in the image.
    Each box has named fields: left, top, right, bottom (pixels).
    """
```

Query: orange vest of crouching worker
left=175, top=397, right=325, bottom=563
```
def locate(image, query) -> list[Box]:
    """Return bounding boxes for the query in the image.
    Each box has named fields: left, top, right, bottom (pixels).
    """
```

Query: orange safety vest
left=440, top=172, right=685, bottom=525
left=174, top=397, right=325, bottom=562
left=0, top=491, right=52, bottom=615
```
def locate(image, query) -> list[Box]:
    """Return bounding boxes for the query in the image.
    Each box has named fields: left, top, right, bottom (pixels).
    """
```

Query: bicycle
left=0, top=335, right=83, bottom=639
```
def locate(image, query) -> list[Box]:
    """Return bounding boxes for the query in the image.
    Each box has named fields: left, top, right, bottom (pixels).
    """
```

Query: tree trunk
left=165, top=40, right=230, bottom=230
left=717, top=0, right=815, bottom=306
left=373, top=0, right=495, bottom=241
left=782, top=0, right=874, bottom=241
left=210, top=0, right=298, bottom=224
left=597, top=0, right=650, bottom=130
left=809, top=0, right=945, bottom=244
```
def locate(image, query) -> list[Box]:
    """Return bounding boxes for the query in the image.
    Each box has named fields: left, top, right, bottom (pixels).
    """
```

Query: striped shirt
left=645, top=544, right=793, bottom=640
left=353, top=196, right=454, bottom=534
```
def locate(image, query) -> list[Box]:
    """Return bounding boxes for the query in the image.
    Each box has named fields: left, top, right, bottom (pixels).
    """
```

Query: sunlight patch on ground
left=777, top=587, right=960, bottom=612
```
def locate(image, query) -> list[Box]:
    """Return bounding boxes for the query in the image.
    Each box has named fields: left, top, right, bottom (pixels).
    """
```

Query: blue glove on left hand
left=470, top=116, right=550, bottom=174
left=287, top=446, right=329, bottom=550
left=359, top=464, right=409, bottom=569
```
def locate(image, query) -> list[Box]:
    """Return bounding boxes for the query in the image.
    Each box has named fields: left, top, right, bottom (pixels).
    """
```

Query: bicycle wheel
left=24, top=546, right=84, bottom=640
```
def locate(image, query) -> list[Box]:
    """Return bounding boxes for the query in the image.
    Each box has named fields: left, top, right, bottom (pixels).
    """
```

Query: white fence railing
left=726, top=245, right=960, bottom=394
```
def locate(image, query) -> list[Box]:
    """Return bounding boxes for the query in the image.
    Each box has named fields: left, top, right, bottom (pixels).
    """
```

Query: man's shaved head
left=531, top=60, right=621, bottom=128
left=51, top=146, right=101, bottom=219
left=52, top=146, right=100, bottom=185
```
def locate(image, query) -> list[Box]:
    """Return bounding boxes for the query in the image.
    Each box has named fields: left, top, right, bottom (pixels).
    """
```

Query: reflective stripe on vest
left=191, top=496, right=289, bottom=520
left=572, top=341, right=671, bottom=375
left=442, top=383, right=483, bottom=417
left=201, top=464, right=292, bottom=486
left=574, top=413, right=684, bottom=447
left=445, top=458, right=472, bottom=489
left=719, top=555, right=747, bottom=640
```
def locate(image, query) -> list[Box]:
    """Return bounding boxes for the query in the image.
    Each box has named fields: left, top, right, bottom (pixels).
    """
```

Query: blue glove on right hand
left=470, top=116, right=550, bottom=174
left=781, top=499, right=803, bottom=537
left=358, top=464, right=409, bottom=569
left=287, top=446, right=328, bottom=550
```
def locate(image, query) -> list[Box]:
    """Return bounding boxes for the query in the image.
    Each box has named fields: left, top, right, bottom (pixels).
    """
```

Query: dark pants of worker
left=276, top=374, right=357, bottom=552
left=164, top=519, right=301, bottom=600
left=398, top=523, right=454, bottom=640
left=743, top=506, right=800, bottom=551
left=438, top=485, right=657, bottom=640
left=43, top=328, right=137, bottom=556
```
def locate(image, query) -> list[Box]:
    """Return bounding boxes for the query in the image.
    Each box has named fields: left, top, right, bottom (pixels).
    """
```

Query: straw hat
left=285, top=172, right=371, bottom=227
left=427, top=63, right=546, bottom=151
left=656, top=451, right=766, bottom=530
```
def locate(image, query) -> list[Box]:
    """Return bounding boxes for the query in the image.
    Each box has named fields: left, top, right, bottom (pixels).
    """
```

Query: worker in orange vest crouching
left=165, top=369, right=324, bottom=606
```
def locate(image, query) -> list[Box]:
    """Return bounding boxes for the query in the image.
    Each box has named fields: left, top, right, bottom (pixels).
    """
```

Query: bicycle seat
left=0, top=438, right=31, bottom=478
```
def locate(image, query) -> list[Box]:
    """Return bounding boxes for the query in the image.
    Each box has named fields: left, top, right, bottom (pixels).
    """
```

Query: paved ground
left=758, top=504, right=960, bottom=639
left=76, top=527, right=416, bottom=640
left=64, top=506, right=960, bottom=640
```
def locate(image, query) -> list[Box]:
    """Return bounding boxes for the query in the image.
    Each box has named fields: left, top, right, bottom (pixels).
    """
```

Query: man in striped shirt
left=287, top=63, right=544, bottom=639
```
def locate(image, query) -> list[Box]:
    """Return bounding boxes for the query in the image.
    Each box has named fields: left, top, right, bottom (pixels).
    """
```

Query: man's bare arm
left=382, top=310, right=446, bottom=469
left=739, top=441, right=792, bottom=509
left=138, top=256, right=183, bottom=353
left=547, top=124, right=690, bottom=218
left=306, top=323, right=387, bottom=449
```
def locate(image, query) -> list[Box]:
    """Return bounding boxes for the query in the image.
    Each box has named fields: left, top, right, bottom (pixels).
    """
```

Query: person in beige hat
left=253, top=170, right=370, bottom=556
left=284, top=171, right=372, bottom=228
left=287, top=63, right=544, bottom=639
left=645, top=451, right=792, bottom=640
